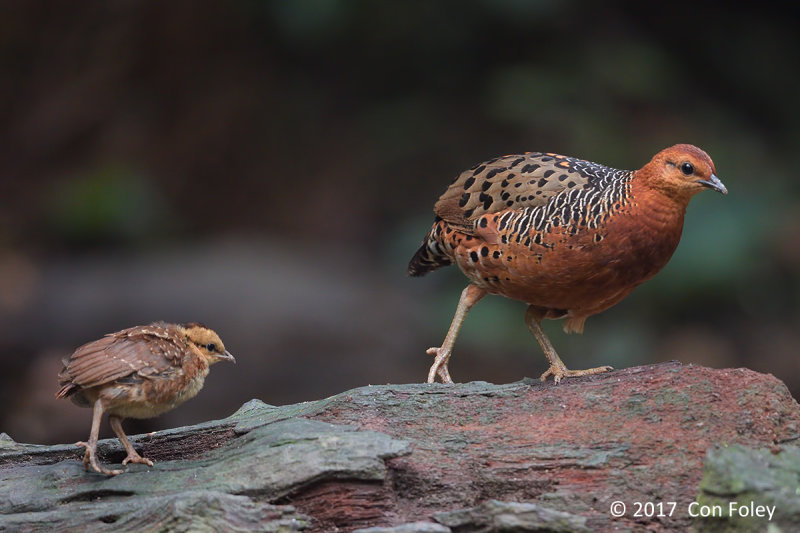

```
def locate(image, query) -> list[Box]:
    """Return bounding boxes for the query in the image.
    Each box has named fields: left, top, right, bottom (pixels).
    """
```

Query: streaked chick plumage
left=57, top=322, right=235, bottom=475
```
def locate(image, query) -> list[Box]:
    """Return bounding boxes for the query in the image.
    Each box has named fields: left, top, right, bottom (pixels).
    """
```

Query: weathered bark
left=1, top=362, right=798, bottom=532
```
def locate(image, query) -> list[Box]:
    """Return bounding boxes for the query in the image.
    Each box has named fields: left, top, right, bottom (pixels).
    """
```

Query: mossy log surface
left=1, top=361, right=798, bottom=532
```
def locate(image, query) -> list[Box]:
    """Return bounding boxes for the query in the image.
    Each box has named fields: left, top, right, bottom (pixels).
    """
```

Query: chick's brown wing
left=57, top=323, right=184, bottom=397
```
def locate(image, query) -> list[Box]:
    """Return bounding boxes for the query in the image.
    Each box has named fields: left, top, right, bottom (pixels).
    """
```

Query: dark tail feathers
left=408, top=234, right=452, bottom=277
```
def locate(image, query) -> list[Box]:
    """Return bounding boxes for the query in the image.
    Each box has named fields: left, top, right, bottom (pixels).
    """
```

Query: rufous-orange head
left=181, top=323, right=236, bottom=365
left=636, top=144, right=727, bottom=201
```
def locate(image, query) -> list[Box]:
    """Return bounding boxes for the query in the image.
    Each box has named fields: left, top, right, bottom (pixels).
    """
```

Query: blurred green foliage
left=48, top=166, right=170, bottom=247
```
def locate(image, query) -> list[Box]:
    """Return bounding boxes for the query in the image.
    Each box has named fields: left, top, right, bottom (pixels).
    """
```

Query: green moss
left=693, top=444, right=800, bottom=532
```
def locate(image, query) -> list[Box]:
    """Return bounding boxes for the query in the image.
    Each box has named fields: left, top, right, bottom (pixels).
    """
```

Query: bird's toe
left=426, top=346, right=455, bottom=383
left=75, top=441, right=92, bottom=465
left=541, top=364, right=613, bottom=384
left=122, top=454, right=154, bottom=467
left=96, top=466, right=124, bottom=476
left=436, top=365, right=454, bottom=384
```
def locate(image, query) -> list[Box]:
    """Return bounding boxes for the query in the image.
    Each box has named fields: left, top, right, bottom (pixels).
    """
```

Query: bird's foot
left=122, top=451, right=154, bottom=467
left=426, top=347, right=454, bottom=384
left=540, top=363, right=613, bottom=384
left=75, top=441, right=124, bottom=476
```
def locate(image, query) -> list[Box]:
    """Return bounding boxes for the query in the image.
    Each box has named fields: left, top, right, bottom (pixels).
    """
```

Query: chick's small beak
left=697, top=174, right=727, bottom=195
left=221, top=350, right=236, bottom=363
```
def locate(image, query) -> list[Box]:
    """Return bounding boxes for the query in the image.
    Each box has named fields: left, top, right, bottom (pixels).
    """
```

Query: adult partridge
left=57, top=322, right=235, bottom=475
left=409, top=144, right=726, bottom=384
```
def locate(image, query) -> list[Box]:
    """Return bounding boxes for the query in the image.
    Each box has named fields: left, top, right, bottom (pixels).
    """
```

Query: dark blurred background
left=1, top=1, right=798, bottom=445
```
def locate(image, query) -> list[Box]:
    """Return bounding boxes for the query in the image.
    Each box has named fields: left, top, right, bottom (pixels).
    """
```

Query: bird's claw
left=122, top=453, right=154, bottom=467
left=540, top=364, right=614, bottom=384
left=426, top=347, right=454, bottom=384
left=75, top=441, right=124, bottom=476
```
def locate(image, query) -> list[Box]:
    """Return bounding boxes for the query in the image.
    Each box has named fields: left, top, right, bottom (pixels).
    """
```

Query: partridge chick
left=56, top=322, right=235, bottom=475
left=409, top=144, right=726, bottom=384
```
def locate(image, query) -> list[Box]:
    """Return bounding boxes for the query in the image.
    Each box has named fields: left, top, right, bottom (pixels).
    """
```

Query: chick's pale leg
left=427, top=284, right=487, bottom=383
left=109, top=415, right=153, bottom=467
left=75, top=399, right=123, bottom=476
left=525, top=306, right=613, bottom=384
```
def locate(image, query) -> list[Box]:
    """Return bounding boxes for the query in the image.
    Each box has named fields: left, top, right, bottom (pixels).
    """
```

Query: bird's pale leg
left=427, top=284, right=487, bottom=383
left=109, top=415, right=153, bottom=467
left=75, top=399, right=123, bottom=476
left=525, top=306, right=612, bottom=384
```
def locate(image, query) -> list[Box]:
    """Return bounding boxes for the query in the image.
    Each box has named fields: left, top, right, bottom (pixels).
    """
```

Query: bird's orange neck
left=611, top=177, right=688, bottom=284
left=632, top=162, right=701, bottom=207
left=632, top=167, right=696, bottom=215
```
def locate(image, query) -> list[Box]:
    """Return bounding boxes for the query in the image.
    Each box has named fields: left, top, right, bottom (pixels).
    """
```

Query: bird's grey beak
left=697, top=174, right=727, bottom=195
left=221, top=350, right=236, bottom=363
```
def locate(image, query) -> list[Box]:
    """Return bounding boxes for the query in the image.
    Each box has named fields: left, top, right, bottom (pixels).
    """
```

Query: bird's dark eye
left=205, top=343, right=217, bottom=352
left=680, top=162, right=694, bottom=175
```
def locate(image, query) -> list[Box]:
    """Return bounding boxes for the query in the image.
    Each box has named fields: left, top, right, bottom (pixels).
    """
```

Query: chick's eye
left=205, top=343, right=217, bottom=352
left=680, top=162, right=694, bottom=175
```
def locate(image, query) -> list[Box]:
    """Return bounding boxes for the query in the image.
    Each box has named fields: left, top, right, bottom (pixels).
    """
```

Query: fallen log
left=1, top=362, right=797, bottom=532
